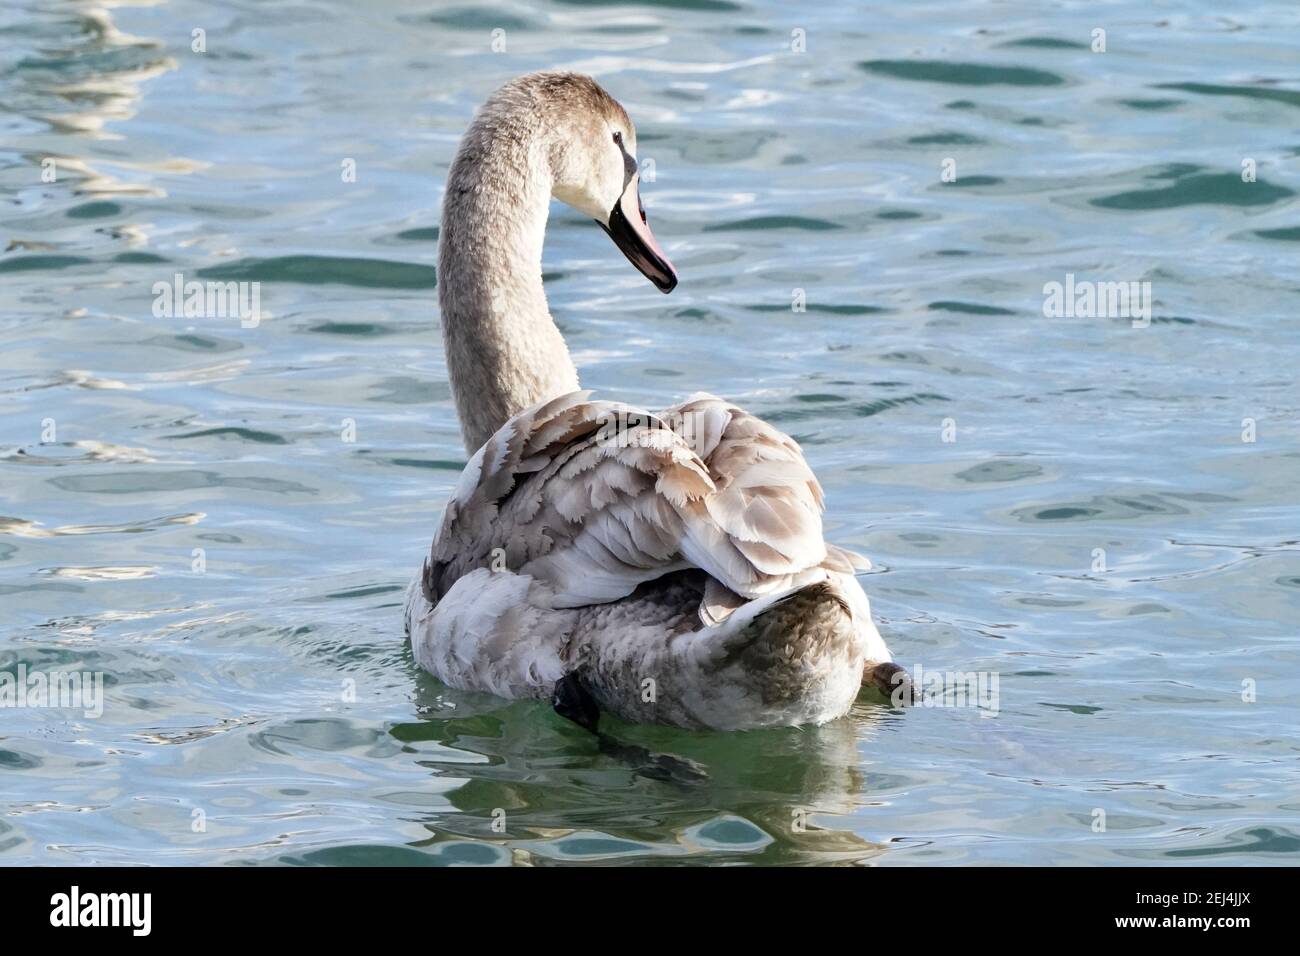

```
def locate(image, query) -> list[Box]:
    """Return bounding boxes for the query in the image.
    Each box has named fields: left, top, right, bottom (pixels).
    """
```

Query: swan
left=405, top=71, right=905, bottom=731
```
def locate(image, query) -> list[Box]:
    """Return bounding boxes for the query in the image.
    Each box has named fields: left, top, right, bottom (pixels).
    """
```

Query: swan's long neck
left=438, top=116, right=580, bottom=454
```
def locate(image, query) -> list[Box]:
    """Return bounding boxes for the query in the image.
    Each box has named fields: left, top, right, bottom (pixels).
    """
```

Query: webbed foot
left=866, top=661, right=916, bottom=705
left=552, top=672, right=600, bottom=733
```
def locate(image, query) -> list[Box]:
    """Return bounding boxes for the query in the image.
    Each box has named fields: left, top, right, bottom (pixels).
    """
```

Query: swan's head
left=496, top=72, right=677, bottom=293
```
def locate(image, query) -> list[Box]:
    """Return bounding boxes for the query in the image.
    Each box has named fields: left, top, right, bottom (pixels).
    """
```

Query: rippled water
left=2, top=0, right=1299, bottom=865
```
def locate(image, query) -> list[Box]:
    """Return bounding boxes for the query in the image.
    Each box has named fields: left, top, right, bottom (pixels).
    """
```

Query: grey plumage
left=406, top=72, right=894, bottom=729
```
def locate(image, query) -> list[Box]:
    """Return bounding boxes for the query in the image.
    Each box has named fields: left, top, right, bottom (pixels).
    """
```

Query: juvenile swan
left=406, top=72, right=902, bottom=731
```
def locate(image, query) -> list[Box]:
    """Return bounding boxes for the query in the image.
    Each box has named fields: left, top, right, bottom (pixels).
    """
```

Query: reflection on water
left=1, top=0, right=1299, bottom=864
left=380, top=692, right=891, bottom=865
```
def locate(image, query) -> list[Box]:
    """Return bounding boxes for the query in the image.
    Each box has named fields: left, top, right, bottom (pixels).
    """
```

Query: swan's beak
left=600, top=174, right=677, bottom=293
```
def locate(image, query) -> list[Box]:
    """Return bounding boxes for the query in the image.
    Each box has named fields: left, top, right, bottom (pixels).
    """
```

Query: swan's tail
left=581, top=574, right=876, bottom=730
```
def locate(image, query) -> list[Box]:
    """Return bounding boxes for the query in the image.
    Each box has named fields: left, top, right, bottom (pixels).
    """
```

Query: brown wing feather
left=425, top=390, right=842, bottom=610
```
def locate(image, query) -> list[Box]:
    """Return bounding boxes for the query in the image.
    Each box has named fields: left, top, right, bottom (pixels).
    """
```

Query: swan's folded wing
left=664, top=393, right=830, bottom=595
left=422, top=391, right=706, bottom=606
left=423, top=390, right=835, bottom=610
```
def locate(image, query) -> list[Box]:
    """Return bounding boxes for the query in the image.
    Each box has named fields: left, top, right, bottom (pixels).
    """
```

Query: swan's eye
left=612, top=131, right=636, bottom=185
